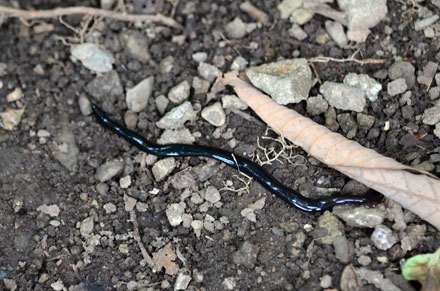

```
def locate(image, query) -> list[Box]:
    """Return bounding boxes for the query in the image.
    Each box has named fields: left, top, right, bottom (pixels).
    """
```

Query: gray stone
left=277, top=0, right=302, bottom=19
left=225, top=17, right=247, bottom=39
left=401, top=224, right=426, bottom=252
left=325, top=107, right=339, bottom=131
left=100, top=0, right=115, bottom=9
left=232, top=241, right=259, bottom=267
left=290, top=8, right=314, bottom=25
left=204, top=186, right=221, bottom=203
left=435, top=123, right=440, bottom=139
left=320, top=275, right=332, bottom=289
left=246, top=59, right=312, bottom=105
left=414, top=160, right=435, bottom=172
left=171, top=171, right=196, bottom=190
left=429, top=87, right=440, bottom=100
left=388, top=61, right=416, bottom=89
left=201, top=102, right=226, bottom=127
left=157, top=128, right=195, bottom=145
left=120, top=31, right=150, bottom=63
left=387, top=78, right=407, bottom=96
left=86, top=70, right=123, bottom=99
left=333, top=206, right=385, bottom=228
left=423, top=105, right=440, bottom=125
left=124, top=194, right=136, bottom=211
left=317, top=211, right=345, bottom=245
left=3, top=278, right=17, bottom=291
left=126, top=76, right=154, bottom=112
left=159, top=56, right=175, bottom=75
left=333, top=235, right=351, bottom=263
left=306, top=95, right=328, bottom=116
left=198, top=62, right=221, bottom=83
left=53, top=124, right=80, bottom=172
left=166, top=202, right=185, bottom=227
left=174, top=272, right=192, bottom=290
left=103, top=203, right=117, bottom=213
left=337, top=0, right=387, bottom=42
left=78, top=94, right=92, bottom=116
left=152, top=157, right=176, bottom=181
left=222, top=94, right=248, bottom=110
left=343, top=73, right=382, bottom=102
left=288, top=23, right=308, bottom=41
left=415, top=15, right=439, bottom=31
left=155, top=95, right=169, bottom=115
left=320, top=82, right=366, bottom=112
left=37, top=204, right=60, bottom=217
left=371, top=225, right=398, bottom=250
left=168, top=80, right=191, bottom=104
left=80, top=217, right=94, bottom=237
left=325, top=20, right=347, bottom=48
left=95, top=158, right=124, bottom=182
left=192, top=52, right=208, bottom=63
left=156, top=101, right=196, bottom=129
left=71, top=43, right=114, bottom=72
left=357, top=113, right=375, bottom=130
left=337, top=113, right=358, bottom=138
left=192, top=77, right=210, bottom=95
left=124, top=110, right=137, bottom=130
left=230, top=56, right=249, bottom=71
left=357, top=268, right=401, bottom=291
left=223, top=277, right=237, bottom=290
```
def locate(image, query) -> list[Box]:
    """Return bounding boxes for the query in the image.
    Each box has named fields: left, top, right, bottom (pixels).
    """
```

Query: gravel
left=156, top=101, right=196, bottom=129
left=371, top=225, right=398, bottom=250
left=201, top=102, right=226, bottom=127
left=95, top=158, right=124, bottom=183
left=126, top=76, right=154, bottom=112
left=168, top=80, right=191, bottom=104
left=320, top=82, right=366, bottom=112
left=152, top=157, right=176, bottom=181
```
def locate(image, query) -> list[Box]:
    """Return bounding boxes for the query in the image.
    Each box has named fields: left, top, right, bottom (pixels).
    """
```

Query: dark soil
left=1, top=0, right=439, bottom=290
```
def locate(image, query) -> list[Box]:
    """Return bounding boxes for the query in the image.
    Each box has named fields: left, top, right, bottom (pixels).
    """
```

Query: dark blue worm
left=92, top=104, right=382, bottom=212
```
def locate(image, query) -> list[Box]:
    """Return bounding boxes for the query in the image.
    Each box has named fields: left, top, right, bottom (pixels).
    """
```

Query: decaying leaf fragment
left=152, top=242, right=179, bottom=275
left=402, top=248, right=440, bottom=291
left=222, top=71, right=440, bottom=230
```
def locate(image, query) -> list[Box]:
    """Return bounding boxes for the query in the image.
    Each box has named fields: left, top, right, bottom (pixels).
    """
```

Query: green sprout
left=402, top=248, right=440, bottom=291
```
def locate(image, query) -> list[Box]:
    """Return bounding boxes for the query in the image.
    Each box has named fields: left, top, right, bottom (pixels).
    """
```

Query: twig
left=240, top=1, right=269, bottom=25
left=129, top=210, right=157, bottom=272
left=0, top=5, right=183, bottom=29
left=308, top=55, right=386, bottom=65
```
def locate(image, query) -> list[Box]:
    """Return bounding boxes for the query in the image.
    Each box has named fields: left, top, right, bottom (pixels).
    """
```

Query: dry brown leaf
left=152, top=242, right=179, bottom=275
left=222, top=71, right=440, bottom=230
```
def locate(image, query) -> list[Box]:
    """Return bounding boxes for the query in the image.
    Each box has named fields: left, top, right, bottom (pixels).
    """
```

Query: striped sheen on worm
left=92, top=104, right=382, bottom=212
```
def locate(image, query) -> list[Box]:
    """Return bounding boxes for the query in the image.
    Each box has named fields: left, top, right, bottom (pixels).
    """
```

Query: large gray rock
left=320, top=82, right=366, bottom=112
left=246, top=59, right=312, bottom=105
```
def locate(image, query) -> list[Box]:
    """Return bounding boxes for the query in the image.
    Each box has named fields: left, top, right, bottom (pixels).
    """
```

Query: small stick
left=308, top=56, right=386, bottom=65
left=240, top=1, right=269, bottom=25
left=129, top=210, right=157, bottom=272
left=0, top=5, right=183, bottom=29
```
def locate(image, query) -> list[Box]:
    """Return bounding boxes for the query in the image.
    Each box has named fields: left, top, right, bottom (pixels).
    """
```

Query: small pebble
left=78, top=94, right=92, bottom=116
left=198, top=62, right=221, bottom=83
left=192, top=52, right=208, bottom=63
left=225, top=17, right=247, bottom=39
left=201, top=102, right=226, bottom=127
left=320, top=275, right=332, bottom=289
left=152, top=158, right=176, bottom=181
left=371, top=225, right=398, bottom=251
left=166, top=202, right=186, bottom=227
left=168, top=80, right=191, bottom=104
left=155, top=95, right=169, bottom=115
left=387, top=78, right=407, bottom=96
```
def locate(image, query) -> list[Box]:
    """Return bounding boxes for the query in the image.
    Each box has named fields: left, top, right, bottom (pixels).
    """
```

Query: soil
left=1, top=0, right=440, bottom=290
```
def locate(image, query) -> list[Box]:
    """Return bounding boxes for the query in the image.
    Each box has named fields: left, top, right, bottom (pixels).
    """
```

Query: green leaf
left=402, top=248, right=440, bottom=291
